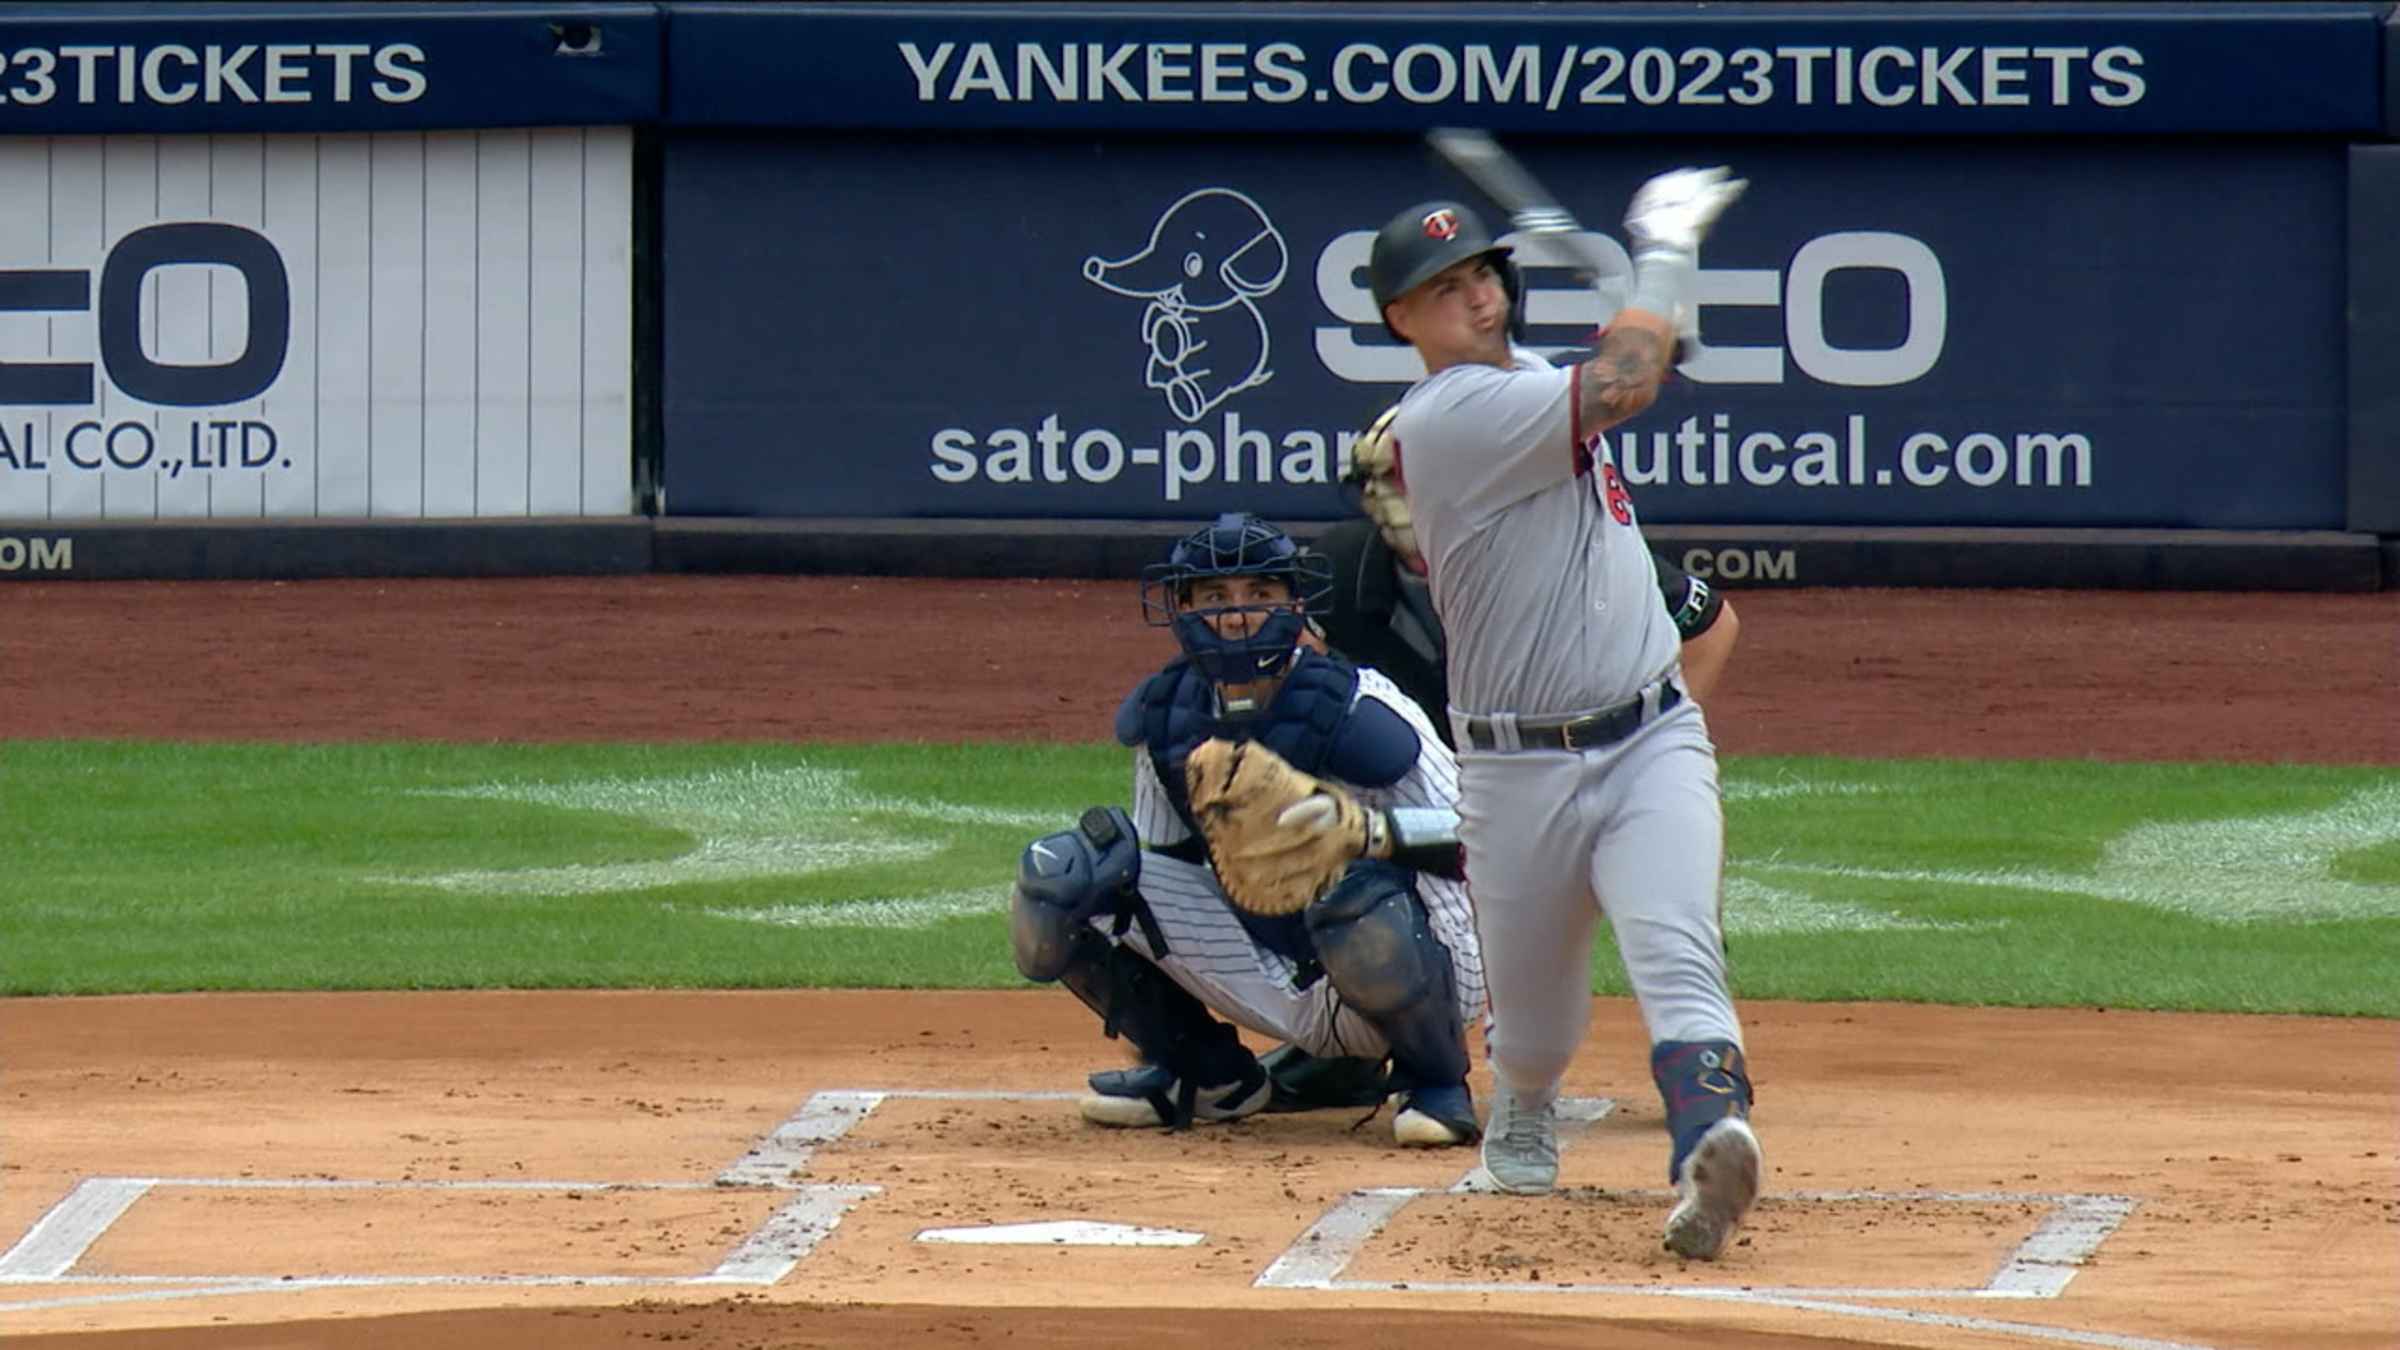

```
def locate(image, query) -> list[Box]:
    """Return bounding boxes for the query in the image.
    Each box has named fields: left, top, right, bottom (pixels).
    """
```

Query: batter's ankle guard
left=1651, top=1040, right=1755, bottom=1184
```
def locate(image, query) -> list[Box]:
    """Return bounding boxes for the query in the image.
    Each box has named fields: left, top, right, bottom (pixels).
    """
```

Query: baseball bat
left=1425, top=127, right=1619, bottom=282
left=1425, top=126, right=1701, bottom=361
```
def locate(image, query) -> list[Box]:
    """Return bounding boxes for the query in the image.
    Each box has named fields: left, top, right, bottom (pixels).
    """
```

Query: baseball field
left=2, top=576, right=2395, bottom=1350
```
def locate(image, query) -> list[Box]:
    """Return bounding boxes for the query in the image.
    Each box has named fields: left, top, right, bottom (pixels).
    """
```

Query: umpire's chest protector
left=1116, top=653, right=1417, bottom=838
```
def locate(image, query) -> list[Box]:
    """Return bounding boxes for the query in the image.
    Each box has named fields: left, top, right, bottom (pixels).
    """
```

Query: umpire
left=1311, top=406, right=1741, bottom=743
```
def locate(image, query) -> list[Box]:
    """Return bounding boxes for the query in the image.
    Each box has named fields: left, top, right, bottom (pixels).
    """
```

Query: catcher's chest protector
left=1117, top=653, right=1367, bottom=838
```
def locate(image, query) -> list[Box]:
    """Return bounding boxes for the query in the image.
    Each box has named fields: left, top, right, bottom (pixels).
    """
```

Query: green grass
left=3, top=740, right=2394, bottom=1015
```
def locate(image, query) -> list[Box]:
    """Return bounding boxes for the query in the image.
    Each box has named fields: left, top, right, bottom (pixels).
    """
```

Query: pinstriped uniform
left=1110, top=665, right=1486, bottom=1061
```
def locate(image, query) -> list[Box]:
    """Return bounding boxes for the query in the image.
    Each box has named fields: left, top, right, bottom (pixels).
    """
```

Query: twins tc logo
left=1081, top=187, right=1289, bottom=423
left=1420, top=208, right=1461, bottom=241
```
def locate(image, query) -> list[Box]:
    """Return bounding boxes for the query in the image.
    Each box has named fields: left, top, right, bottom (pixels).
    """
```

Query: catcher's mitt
left=1185, top=738, right=1390, bottom=916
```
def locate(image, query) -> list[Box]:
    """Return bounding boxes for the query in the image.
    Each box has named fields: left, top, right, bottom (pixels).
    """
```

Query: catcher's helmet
left=1142, top=512, right=1333, bottom=691
left=1368, top=201, right=1522, bottom=341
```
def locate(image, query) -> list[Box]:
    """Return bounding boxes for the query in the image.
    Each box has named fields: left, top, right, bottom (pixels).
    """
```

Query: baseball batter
left=1366, top=177, right=1762, bottom=1259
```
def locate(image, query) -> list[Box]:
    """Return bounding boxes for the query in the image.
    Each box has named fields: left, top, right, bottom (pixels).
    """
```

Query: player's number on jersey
left=1598, top=461, right=1634, bottom=526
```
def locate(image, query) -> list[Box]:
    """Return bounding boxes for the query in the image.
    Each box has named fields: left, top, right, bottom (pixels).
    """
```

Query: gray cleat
left=1477, top=1087, right=1559, bottom=1194
left=1663, top=1116, right=1762, bottom=1259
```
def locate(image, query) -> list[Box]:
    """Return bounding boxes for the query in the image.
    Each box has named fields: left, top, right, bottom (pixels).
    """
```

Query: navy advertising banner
left=660, top=134, right=2345, bottom=530
left=0, top=2, right=660, bottom=134
left=666, top=2, right=2388, bottom=135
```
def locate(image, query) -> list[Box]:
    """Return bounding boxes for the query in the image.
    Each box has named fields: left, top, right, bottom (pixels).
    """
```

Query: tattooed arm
left=1572, top=308, right=1677, bottom=437
left=1572, top=165, right=1744, bottom=435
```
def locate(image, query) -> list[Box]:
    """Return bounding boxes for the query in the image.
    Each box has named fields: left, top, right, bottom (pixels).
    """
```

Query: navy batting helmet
left=1141, top=513, right=1333, bottom=689
left=1368, top=200, right=1523, bottom=341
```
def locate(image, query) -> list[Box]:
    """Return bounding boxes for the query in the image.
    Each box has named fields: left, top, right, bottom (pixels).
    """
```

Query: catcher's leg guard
left=1052, top=926, right=1264, bottom=1129
left=1652, top=1039, right=1761, bottom=1261
left=1305, top=863, right=1471, bottom=1109
left=1259, top=1043, right=1389, bottom=1113
left=1009, top=806, right=1141, bottom=982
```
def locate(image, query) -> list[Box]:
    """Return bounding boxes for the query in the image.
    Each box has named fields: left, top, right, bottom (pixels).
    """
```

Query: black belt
left=1457, top=681, right=1683, bottom=753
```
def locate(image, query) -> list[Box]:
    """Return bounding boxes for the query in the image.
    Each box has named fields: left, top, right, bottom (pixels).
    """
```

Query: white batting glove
left=1623, top=166, right=1747, bottom=262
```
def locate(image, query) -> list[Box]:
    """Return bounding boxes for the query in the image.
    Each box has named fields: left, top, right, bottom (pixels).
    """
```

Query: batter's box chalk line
left=0, top=1089, right=2213, bottom=1349
left=0, top=1088, right=932, bottom=1314
left=1257, top=1096, right=2208, bottom=1350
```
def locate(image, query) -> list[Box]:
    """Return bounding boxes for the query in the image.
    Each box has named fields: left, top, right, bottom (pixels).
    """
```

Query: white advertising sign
left=0, top=127, right=632, bottom=520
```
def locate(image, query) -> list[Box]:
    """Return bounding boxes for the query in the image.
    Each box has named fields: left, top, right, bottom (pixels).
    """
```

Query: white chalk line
left=1253, top=1097, right=2189, bottom=1350
left=0, top=1089, right=2202, bottom=1348
left=1262, top=1189, right=2133, bottom=1299
left=0, top=1179, right=152, bottom=1281
left=0, top=1090, right=905, bottom=1311
left=0, top=1087, right=1076, bottom=1312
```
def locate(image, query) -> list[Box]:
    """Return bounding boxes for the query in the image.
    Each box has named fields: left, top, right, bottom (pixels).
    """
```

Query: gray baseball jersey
left=1384, top=342, right=1741, bottom=1109
left=1388, top=347, right=1680, bottom=719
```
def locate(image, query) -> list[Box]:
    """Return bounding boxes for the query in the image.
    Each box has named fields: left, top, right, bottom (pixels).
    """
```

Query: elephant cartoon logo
left=1081, top=187, right=1288, bottom=423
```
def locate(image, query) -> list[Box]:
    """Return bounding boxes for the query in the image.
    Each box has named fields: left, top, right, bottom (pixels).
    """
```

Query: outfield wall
left=0, top=2, right=2393, bottom=589
left=0, top=5, right=644, bottom=531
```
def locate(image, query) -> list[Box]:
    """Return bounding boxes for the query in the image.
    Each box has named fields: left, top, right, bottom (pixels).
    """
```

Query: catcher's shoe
left=1476, top=1087, right=1559, bottom=1193
left=1260, top=1044, right=1390, bottom=1113
left=1663, top=1116, right=1762, bottom=1260
left=1080, top=1061, right=1270, bottom=1129
left=1391, top=1082, right=1479, bottom=1148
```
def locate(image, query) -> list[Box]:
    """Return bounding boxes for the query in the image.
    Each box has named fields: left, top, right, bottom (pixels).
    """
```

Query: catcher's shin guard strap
left=1261, top=1044, right=1390, bottom=1112
left=1086, top=1064, right=1198, bottom=1130
left=1109, top=890, right=1172, bottom=962
left=1652, top=1040, right=1754, bottom=1183
left=1056, top=931, right=1254, bottom=1088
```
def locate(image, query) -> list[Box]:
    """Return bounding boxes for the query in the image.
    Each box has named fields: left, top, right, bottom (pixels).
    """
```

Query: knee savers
left=1010, top=806, right=1141, bottom=982
left=1304, top=862, right=1446, bottom=1019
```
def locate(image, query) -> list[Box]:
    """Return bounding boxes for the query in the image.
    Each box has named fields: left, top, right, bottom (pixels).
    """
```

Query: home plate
left=915, top=1220, right=1206, bottom=1247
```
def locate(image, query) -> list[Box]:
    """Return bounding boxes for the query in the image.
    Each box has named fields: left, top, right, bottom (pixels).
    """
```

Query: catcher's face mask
left=1178, top=576, right=1305, bottom=713
left=1185, top=576, right=1295, bottom=641
left=1140, top=512, right=1332, bottom=697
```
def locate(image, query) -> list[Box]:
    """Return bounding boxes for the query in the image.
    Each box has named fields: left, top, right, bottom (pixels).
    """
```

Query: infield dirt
left=2, top=578, right=2395, bottom=1350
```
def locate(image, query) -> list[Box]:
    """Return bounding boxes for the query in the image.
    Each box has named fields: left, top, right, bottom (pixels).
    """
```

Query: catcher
left=1008, top=512, right=1484, bottom=1147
